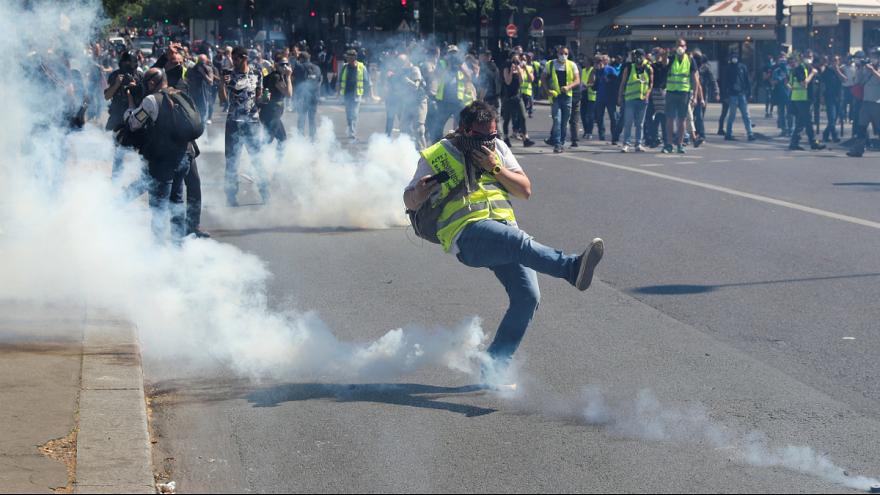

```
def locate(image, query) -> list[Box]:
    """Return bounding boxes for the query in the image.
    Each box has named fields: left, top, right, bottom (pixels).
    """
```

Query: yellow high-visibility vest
left=581, top=66, right=596, bottom=102
left=667, top=54, right=691, bottom=93
left=789, top=64, right=809, bottom=102
left=340, top=62, right=365, bottom=96
left=545, top=59, right=576, bottom=102
left=624, top=61, right=650, bottom=101
left=520, top=65, right=533, bottom=97
left=421, top=140, right=516, bottom=252
left=437, top=69, right=467, bottom=102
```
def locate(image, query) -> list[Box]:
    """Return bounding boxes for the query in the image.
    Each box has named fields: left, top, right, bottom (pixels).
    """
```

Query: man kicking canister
left=404, top=101, right=604, bottom=387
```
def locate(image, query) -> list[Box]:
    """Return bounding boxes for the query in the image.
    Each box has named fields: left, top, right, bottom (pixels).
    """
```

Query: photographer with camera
left=847, top=48, right=880, bottom=158
left=260, top=51, right=293, bottom=149
left=105, top=50, right=142, bottom=181
left=403, top=101, right=604, bottom=386
left=220, top=46, right=269, bottom=206
left=123, top=68, right=199, bottom=243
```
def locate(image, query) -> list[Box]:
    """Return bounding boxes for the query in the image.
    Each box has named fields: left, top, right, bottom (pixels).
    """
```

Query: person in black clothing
left=124, top=68, right=194, bottom=243
left=500, top=52, right=536, bottom=148
left=723, top=52, right=755, bottom=141
left=821, top=55, right=846, bottom=143
left=295, top=52, right=322, bottom=140
left=153, top=44, right=209, bottom=238
left=105, top=50, right=142, bottom=181
left=187, top=54, right=214, bottom=127
left=261, top=51, right=293, bottom=150
left=478, top=50, right=502, bottom=115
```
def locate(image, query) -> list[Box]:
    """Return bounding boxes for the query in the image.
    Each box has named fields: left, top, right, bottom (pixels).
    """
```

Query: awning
left=615, top=0, right=712, bottom=26
left=700, top=0, right=880, bottom=20
left=699, top=0, right=778, bottom=22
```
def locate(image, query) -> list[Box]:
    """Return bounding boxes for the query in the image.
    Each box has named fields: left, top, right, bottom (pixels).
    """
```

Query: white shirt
left=406, top=138, right=523, bottom=254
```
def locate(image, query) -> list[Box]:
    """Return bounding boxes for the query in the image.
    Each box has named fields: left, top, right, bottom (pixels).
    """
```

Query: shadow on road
left=833, top=182, right=880, bottom=191
left=631, top=272, right=880, bottom=295
left=247, top=382, right=496, bottom=418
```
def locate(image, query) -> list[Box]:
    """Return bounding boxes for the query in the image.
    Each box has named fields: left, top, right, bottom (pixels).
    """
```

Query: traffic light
left=217, top=4, right=223, bottom=11
left=401, top=0, right=407, bottom=6
left=310, top=9, right=316, bottom=17
left=247, top=0, right=256, bottom=12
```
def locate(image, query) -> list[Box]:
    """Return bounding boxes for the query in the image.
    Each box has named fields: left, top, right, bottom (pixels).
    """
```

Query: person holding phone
left=403, top=101, right=604, bottom=387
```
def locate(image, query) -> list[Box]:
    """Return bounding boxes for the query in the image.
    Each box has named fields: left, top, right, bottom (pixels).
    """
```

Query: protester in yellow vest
left=337, top=49, right=373, bottom=142
left=429, top=45, right=474, bottom=143
left=522, top=53, right=538, bottom=117
left=787, top=51, right=826, bottom=151
left=617, top=49, right=653, bottom=152
left=541, top=46, right=580, bottom=153
left=403, top=101, right=604, bottom=388
left=664, top=38, right=702, bottom=154
left=579, top=56, right=600, bottom=140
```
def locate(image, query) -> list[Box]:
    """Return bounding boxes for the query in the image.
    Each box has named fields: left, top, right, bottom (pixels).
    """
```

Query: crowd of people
left=39, top=29, right=880, bottom=248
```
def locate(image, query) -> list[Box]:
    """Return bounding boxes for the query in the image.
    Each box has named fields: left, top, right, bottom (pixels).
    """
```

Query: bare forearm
left=495, top=169, right=531, bottom=200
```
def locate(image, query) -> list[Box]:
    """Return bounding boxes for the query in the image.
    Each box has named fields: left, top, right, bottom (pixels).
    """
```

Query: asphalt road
left=146, top=100, right=880, bottom=493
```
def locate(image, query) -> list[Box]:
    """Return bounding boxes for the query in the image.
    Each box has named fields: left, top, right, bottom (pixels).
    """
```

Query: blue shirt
left=596, top=65, right=620, bottom=103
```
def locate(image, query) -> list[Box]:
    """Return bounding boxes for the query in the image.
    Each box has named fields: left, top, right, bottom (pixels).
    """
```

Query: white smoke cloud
left=193, top=118, right=416, bottom=230
left=0, top=0, right=485, bottom=384
left=498, top=378, right=879, bottom=492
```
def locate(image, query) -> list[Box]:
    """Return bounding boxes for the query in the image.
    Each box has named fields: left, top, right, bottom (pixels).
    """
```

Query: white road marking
left=640, top=163, right=663, bottom=167
left=558, top=153, right=880, bottom=230
left=677, top=161, right=697, bottom=165
left=742, top=158, right=763, bottom=161
left=710, top=159, right=731, bottom=163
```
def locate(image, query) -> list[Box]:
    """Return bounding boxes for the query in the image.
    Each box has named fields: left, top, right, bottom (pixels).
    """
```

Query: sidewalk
left=0, top=302, right=154, bottom=494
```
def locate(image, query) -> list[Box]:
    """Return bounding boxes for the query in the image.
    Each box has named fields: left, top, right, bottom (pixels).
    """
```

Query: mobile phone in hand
left=427, top=171, right=450, bottom=184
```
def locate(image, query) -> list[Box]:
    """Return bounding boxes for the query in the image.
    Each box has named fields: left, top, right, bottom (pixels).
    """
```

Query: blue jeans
left=145, top=154, right=192, bottom=244
left=550, top=94, right=572, bottom=145
left=693, top=103, right=706, bottom=138
left=726, top=94, right=753, bottom=138
left=345, top=96, right=361, bottom=138
left=824, top=100, right=840, bottom=141
left=456, top=220, right=579, bottom=362
left=581, top=99, right=596, bottom=135
left=225, top=120, right=267, bottom=203
left=622, top=99, right=648, bottom=146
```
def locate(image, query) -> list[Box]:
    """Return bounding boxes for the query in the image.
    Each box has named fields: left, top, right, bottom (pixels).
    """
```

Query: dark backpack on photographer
left=153, top=89, right=204, bottom=142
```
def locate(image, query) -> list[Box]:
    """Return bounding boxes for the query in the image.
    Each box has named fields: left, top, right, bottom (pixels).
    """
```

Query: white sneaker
left=585, top=134, right=592, bottom=141
left=205, top=119, right=212, bottom=125
left=635, top=144, right=646, bottom=152
left=621, top=145, right=630, bottom=153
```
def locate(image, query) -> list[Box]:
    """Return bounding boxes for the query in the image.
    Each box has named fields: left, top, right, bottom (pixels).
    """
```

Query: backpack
left=155, top=89, right=204, bottom=142
left=407, top=180, right=469, bottom=245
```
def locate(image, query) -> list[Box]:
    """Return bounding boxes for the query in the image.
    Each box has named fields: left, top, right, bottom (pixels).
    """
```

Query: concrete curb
left=74, top=310, right=154, bottom=494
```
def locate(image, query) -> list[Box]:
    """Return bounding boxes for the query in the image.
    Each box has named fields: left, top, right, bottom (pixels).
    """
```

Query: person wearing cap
left=337, top=48, right=373, bottom=142
left=617, top=48, right=653, bottom=152
left=847, top=48, right=880, bottom=158
left=403, top=100, right=604, bottom=386
left=787, top=52, right=826, bottom=151
left=430, top=45, right=474, bottom=143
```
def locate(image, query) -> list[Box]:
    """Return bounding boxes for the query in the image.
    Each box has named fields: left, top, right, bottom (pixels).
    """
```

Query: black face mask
left=455, top=134, right=496, bottom=154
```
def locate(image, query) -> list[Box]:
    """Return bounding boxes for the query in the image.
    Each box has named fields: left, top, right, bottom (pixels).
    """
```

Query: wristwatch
left=489, top=163, right=502, bottom=175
